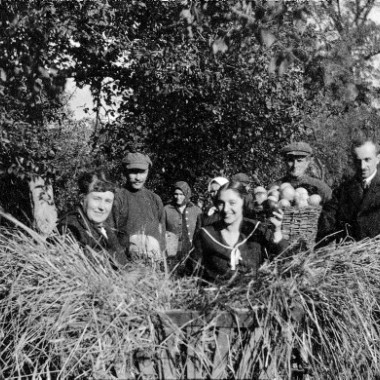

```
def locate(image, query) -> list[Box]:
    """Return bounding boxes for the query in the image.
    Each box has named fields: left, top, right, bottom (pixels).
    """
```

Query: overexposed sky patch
left=369, top=2, right=380, bottom=22
left=65, top=78, right=94, bottom=120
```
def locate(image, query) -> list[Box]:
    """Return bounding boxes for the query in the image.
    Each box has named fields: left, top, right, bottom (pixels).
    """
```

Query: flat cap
left=281, top=141, right=313, bottom=156
left=231, top=173, right=251, bottom=184
left=123, top=152, right=152, bottom=170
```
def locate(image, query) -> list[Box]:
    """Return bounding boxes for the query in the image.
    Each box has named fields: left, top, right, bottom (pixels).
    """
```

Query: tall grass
left=0, top=227, right=177, bottom=379
left=1, top=225, right=380, bottom=379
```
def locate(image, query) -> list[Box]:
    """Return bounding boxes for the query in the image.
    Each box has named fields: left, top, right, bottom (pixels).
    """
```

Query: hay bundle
left=2, top=224, right=380, bottom=379
left=195, top=239, right=380, bottom=379
left=0, top=229, right=175, bottom=379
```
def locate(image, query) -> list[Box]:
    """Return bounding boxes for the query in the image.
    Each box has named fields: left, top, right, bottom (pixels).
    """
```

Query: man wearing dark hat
left=231, top=172, right=251, bottom=189
left=271, top=141, right=332, bottom=202
left=108, top=152, right=165, bottom=259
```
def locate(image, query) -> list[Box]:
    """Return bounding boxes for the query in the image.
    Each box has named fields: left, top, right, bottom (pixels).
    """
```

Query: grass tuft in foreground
left=1, top=228, right=380, bottom=379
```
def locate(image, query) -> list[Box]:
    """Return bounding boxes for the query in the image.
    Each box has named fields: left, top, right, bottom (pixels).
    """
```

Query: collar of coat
left=203, top=218, right=260, bottom=240
left=346, top=169, right=380, bottom=209
left=68, top=206, right=108, bottom=237
left=349, top=169, right=380, bottom=190
left=201, top=218, right=261, bottom=270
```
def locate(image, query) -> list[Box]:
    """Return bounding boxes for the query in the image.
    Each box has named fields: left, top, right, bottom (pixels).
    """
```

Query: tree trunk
left=29, top=176, right=58, bottom=237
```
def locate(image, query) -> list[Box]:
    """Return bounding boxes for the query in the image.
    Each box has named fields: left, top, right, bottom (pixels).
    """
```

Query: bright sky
left=65, top=78, right=95, bottom=120
left=66, top=1, right=380, bottom=120
left=371, top=2, right=380, bottom=21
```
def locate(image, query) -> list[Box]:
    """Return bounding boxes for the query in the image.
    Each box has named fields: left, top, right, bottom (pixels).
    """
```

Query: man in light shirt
left=317, top=137, right=380, bottom=244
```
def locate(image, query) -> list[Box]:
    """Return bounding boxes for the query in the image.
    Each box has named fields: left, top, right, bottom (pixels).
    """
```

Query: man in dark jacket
left=317, top=138, right=380, bottom=244
left=271, top=141, right=332, bottom=203
left=109, top=152, right=166, bottom=259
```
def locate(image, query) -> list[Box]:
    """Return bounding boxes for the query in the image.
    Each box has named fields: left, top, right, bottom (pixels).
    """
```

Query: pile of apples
left=253, top=182, right=322, bottom=211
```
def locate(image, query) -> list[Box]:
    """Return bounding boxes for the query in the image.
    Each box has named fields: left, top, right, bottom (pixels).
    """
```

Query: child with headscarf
left=164, top=181, right=202, bottom=270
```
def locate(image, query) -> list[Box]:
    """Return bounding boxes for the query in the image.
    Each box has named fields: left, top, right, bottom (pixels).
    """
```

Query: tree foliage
left=94, top=0, right=313, bottom=199
left=0, top=0, right=380, bottom=214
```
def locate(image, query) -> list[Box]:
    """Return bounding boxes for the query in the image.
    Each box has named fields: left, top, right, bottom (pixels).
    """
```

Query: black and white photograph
left=1, top=1, right=380, bottom=379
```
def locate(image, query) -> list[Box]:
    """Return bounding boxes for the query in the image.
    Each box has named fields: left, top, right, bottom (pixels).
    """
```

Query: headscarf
left=173, top=181, right=191, bottom=206
left=207, top=176, right=229, bottom=192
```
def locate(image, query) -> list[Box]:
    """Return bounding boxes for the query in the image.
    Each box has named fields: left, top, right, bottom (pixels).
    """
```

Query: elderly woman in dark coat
left=59, top=169, right=127, bottom=266
left=164, top=181, right=202, bottom=268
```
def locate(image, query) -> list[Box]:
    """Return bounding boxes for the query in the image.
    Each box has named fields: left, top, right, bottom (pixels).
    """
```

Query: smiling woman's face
left=217, top=189, right=244, bottom=226
left=83, top=191, right=114, bottom=224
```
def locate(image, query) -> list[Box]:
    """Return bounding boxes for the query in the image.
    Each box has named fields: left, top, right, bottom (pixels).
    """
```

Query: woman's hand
left=269, top=208, right=284, bottom=230
left=269, top=208, right=284, bottom=243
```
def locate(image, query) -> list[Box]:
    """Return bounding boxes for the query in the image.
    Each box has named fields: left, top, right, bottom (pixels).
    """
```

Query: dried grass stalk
left=1, top=225, right=380, bottom=379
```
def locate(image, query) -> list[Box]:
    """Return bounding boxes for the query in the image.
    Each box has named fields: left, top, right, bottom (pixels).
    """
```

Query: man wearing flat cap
left=231, top=172, right=251, bottom=187
left=108, top=152, right=165, bottom=259
left=271, top=141, right=332, bottom=202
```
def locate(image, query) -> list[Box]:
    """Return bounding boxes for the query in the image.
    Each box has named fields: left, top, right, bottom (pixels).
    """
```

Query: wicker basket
left=281, top=206, right=322, bottom=245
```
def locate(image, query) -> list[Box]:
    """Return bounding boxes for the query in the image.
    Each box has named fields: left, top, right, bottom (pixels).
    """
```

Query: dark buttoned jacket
left=317, top=169, right=380, bottom=243
left=165, top=202, right=202, bottom=243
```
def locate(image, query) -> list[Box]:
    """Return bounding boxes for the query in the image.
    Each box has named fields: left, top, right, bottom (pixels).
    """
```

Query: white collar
left=364, top=169, right=377, bottom=186
left=201, top=222, right=260, bottom=270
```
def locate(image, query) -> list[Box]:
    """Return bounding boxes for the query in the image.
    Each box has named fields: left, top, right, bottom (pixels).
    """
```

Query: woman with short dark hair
left=190, top=181, right=288, bottom=285
left=59, top=169, right=127, bottom=266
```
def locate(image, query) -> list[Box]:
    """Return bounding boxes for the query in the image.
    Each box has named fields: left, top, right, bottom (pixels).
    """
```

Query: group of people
left=59, top=135, right=380, bottom=285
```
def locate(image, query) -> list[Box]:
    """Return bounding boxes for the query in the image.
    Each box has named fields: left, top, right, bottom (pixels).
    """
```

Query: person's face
left=209, top=182, right=221, bottom=199
left=286, top=155, right=310, bottom=178
left=83, top=191, right=114, bottom=224
left=173, top=189, right=186, bottom=206
left=353, top=142, right=380, bottom=180
left=127, top=168, right=149, bottom=190
left=217, top=189, right=244, bottom=226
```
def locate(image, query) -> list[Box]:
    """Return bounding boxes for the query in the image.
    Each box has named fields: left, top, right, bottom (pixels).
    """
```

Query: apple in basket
left=279, top=182, right=292, bottom=191
left=269, top=185, right=280, bottom=191
left=278, top=198, right=291, bottom=209
left=294, top=187, right=309, bottom=208
left=280, top=185, right=295, bottom=203
left=268, top=189, right=280, bottom=201
left=308, top=194, right=322, bottom=207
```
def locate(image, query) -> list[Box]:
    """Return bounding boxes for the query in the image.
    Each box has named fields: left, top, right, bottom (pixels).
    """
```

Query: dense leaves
left=0, top=0, right=380, bottom=216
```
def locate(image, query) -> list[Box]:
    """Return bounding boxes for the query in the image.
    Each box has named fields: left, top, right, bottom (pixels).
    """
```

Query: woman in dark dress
left=191, top=181, right=288, bottom=285
left=59, top=169, right=127, bottom=266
